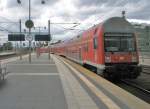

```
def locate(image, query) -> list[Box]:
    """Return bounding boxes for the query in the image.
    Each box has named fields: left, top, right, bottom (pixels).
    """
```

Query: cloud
left=0, top=0, right=150, bottom=42
left=75, top=0, right=106, bottom=7
left=6, top=0, right=29, bottom=9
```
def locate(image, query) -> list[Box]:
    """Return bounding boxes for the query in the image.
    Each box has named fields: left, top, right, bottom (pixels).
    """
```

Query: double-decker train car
left=51, top=17, right=142, bottom=79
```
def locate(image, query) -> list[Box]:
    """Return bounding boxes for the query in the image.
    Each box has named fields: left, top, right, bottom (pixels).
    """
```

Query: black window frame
left=104, top=33, right=136, bottom=52
left=93, top=37, right=98, bottom=49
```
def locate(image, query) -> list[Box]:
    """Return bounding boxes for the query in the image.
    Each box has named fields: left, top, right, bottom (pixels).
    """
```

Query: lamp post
left=19, top=19, right=22, bottom=60
left=17, top=0, right=45, bottom=63
left=17, top=0, right=32, bottom=63
left=28, top=0, right=32, bottom=63
left=48, top=20, right=51, bottom=60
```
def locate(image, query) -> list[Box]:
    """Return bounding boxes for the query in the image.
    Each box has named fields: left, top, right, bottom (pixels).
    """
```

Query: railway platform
left=0, top=51, right=15, bottom=56
left=0, top=53, right=149, bottom=109
left=0, top=51, right=16, bottom=60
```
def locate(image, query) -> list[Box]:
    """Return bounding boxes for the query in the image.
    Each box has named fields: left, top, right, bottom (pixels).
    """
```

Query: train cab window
left=120, top=37, right=135, bottom=51
left=93, top=37, right=98, bottom=49
left=105, top=37, right=120, bottom=52
left=104, top=33, right=136, bottom=52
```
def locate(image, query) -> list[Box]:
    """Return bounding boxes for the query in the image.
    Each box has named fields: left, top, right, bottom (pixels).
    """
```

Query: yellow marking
left=120, top=57, right=124, bottom=60
left=61, top=58, right=121, bottom=109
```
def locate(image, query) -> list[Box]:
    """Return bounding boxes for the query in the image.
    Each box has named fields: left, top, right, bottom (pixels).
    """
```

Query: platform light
left=105, top=55, right=111, bottom=63
left=122, top=10, right=126, bottom=19
left=41, top=0, right=45, bottom=4
left=17, top=0, right=21, bottom=4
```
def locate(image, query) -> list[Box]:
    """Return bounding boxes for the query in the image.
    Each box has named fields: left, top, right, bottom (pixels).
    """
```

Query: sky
left=0, top=0, right=150, bottom=43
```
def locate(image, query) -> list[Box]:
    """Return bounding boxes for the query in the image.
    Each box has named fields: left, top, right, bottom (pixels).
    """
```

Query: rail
left=121, top=80, right=150, bottom=95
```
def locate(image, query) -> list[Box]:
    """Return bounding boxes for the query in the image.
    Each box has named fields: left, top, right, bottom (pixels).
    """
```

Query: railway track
left=121, top=80, right=150, bottom=95
left=61, top=56, right=150, bottom=103
left=117, top=79, right=150, bottom=103
left=79, top=62, right=150, bottom=103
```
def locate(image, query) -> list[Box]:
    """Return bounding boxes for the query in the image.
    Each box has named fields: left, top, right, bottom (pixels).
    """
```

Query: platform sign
left=25, top=20, right=34, bottom=28
left=26, top=34, right=33, bottom=41
left=35, top=34, right=51, bottom=41
left=8, top=34, right=25, bottom=41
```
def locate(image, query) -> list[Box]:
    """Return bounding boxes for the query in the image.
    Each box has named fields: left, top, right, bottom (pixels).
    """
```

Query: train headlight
left=105, top=56, right=111, bottom=63
left=132, top=56, right=137, bottom=62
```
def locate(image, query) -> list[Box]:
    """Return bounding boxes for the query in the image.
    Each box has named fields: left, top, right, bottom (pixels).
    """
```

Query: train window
left=104, top=36, right=136, bottom=52
left=146, top=42, right=149, bottom=46
left=121, top=37, right=135, bottom=51
left=105, top=37, right=120, bottom=52
left=87, top=43, right=88, bottom=52
left=84, top=43, right=88, bottom=52
left=84, top=46, right=86, bottom=51
left=93, top=37, right=98, bottom=49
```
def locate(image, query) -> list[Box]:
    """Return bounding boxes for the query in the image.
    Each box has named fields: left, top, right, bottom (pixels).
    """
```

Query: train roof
left=54, top=17, right=135, bottom=46
left=102, top=17, right=135, bottom=33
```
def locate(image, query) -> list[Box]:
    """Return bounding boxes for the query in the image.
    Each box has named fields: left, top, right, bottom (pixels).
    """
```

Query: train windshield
left=104, top=34, right=136, bottom=52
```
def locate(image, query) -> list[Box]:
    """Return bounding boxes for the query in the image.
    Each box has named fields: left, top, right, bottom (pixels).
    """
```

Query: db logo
left=26, top=35, right=33, bottom=41
left=120, top=56, right=124, bottom=60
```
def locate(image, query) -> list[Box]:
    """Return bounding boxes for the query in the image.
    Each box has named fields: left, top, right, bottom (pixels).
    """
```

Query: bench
left=0, top=62, right=9, bottom=81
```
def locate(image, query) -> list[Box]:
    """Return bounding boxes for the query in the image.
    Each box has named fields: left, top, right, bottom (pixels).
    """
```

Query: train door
left=93, top=28, right=99, bottom=63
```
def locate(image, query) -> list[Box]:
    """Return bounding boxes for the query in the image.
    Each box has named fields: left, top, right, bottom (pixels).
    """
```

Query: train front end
left=103, top=17, right=142, bottom=79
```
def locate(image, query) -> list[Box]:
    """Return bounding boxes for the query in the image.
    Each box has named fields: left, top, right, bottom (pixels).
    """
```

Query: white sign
left=26, top=34, right=33, bottom=41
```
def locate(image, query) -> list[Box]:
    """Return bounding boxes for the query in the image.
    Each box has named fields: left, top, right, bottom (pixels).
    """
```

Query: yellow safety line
left=60, top=57, right=121, bottom=109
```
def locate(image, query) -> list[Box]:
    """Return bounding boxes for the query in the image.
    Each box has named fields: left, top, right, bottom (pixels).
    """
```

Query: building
left=133, top=23, right=150, bottom=53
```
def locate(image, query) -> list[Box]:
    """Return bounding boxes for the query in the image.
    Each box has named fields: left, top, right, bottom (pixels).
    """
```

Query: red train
left=51, top=17, right=142, bottom=79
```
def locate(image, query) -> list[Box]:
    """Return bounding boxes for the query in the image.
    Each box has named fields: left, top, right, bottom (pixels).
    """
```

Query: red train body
left=51, top=17, right=142, bottom=79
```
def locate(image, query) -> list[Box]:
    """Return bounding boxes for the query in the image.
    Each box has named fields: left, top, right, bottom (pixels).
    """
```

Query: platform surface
left=0, top=54, right=67, bottom=109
